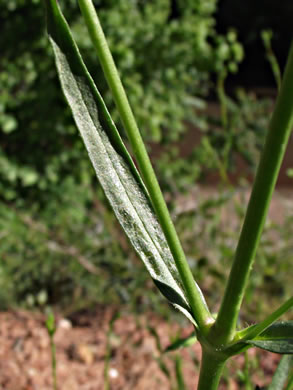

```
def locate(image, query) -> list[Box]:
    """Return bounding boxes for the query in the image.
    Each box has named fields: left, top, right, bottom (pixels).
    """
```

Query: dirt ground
left=0, top=308, right=282, bottom=390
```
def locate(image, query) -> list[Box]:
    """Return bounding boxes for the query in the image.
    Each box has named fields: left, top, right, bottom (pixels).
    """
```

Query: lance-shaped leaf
left=268, top=355, right=293, bottom=390
left=246, top=321, right=293, bottom=354
left=45, top=0, right=195, bottom=324
left=164, top=332, right=197, bottom=353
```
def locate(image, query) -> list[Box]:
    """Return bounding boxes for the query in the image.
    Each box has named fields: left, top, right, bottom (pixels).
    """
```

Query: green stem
left=175, top=355, right=187, bottom=390
left=202, top=136, right=231, bottom=186
left=237, top=296, right=293, bottom=341
left=285, top=370, right=293, bottom=390
left=77, top=0, right=213, bottom=330
left=217, top=70, right=228, bottom=131
left=197, top=350, right=226, bottom=390
left=103, top=330, right=111, bottom=390
left=211, top=42, right=293, bottom=344
left=50, top=337, right=57, bottom=390
left=261, top=30, right=282, bottom=91
left=243, top=351, right=253, bottom=390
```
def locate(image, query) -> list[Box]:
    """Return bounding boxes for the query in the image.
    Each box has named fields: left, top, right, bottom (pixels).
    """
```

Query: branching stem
left=197, top=350, right=226, bottom=390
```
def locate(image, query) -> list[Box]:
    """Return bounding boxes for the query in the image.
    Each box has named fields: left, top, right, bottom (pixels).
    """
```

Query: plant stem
left=77, top=0, right=213, bottom=331
left=197, top=350, right=226, bottom=390
left=243, top=351, right=253, bottom=390
left=261, top=30, right=282, bottom=91
left=217, top=70, right=228, bottom=130
left=211, top=42, right=293, bottom=344
left=175, top=355, right=187, bottom=390
left=237, top=296, right=293, bottom=341
left=50, top=336, right=57, bottom=390
left=202, top=136, right=231, bottom=186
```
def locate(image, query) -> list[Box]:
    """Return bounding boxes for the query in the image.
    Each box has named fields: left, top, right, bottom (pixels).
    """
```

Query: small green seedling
left=45, top=311, right=58, bottom=390
left=44, top=0, right=293, bottom=388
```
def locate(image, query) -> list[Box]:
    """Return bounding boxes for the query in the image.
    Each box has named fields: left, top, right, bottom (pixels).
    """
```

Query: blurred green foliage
left=0, top=0, right=289, bottom=321
left=174, top=188, right=293, bottom=323
left=0, top=0, right=243, bottom=202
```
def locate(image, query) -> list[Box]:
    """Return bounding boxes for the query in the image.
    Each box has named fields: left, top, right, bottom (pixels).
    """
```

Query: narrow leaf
left=226, top=300, right=293, bottom=356
left=44, top=0, right=194, bottom=323
left=268, top=355, right=293, bottom=390
left=246, top=321, right=293, bottom=354
left=247, top=340, right=293, bottom=354
left=164, top=332, right=197, bottom=353
left=237, top=297, right=293, bottom=341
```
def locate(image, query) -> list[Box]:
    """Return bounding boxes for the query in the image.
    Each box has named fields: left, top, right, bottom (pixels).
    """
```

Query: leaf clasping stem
left=77, top=0, right=213, bottom=331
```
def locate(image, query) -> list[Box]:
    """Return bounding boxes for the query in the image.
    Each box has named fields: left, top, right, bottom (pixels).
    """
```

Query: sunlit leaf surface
left=45, top=0, right=196, bottom=324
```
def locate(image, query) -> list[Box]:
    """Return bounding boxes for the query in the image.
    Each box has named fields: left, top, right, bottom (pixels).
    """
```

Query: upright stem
left=261, top=30, right=282, bottom=91
left=217, top=70, right=228, bottom=131
left=211, top=42, right=293, bottom=344
left=77, top=0, right=213, bottom=330
left=50, top=336, right=57, bottom=390
left=197, top=350, right=226, bottom=390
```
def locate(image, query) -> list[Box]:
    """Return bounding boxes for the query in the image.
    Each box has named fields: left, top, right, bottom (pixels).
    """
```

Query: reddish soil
left=0, top=309, right=281, bottom=390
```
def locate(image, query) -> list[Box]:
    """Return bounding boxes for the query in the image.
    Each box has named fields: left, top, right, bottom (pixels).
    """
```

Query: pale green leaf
left=268, top=355, right=293, bottom=390
left=45, top=0, right=195, bottom=324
